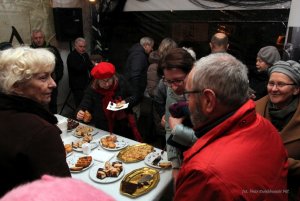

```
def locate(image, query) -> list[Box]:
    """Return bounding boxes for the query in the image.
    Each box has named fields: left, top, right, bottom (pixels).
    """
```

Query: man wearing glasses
left=174, top=53, right=288, bottom=201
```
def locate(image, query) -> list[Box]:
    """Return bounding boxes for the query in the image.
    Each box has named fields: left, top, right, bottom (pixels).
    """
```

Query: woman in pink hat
left=76, top=62, right=142, bottom=141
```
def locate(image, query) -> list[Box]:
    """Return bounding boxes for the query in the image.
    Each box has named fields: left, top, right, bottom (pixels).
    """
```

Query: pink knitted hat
left=0, top=175, right=115, bottom=201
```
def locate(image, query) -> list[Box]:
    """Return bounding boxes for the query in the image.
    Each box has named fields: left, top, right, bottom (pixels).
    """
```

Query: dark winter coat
left=0, top=93, right=71, bottom=197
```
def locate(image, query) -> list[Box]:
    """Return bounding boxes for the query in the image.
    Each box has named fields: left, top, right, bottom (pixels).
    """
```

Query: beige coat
left=256, top=96, right=300, bottom=198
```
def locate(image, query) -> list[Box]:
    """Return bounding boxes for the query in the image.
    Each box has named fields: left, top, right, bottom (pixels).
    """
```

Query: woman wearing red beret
left=76, top=62, right=142, bottom=141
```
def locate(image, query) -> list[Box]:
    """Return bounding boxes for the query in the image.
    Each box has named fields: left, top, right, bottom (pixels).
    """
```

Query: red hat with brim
left=91, top=62, right=116, bottom=80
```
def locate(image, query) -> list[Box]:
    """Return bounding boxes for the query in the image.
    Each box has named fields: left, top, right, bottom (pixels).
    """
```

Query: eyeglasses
left=183, top=90, right=202, bottom=100
left=163, top=78, right=185, bottom=86
left=267, top=81, right=296, bottom=89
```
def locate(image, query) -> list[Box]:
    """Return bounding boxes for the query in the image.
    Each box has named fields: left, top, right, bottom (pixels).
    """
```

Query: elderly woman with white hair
left=0, top=46, right=71, bottom=197
left=256, top=60, right=300, bottom=200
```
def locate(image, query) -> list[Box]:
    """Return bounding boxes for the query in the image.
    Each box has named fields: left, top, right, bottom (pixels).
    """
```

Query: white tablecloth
left=56, top=115, right=172, bottom=201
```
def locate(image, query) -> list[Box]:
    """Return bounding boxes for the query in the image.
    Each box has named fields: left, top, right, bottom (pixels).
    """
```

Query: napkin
left=106, top=101, right=129, bottom=111
left=89, top=149, right=115, bottom=162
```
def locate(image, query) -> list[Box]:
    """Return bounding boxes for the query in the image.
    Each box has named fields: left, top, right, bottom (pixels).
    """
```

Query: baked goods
left=100, top=135, right=117, bottom=149
left=74, top=125, right=94, bottom=137
left=69, top=156, right=92, bottom=171
left=75, top=156, right=92, bottom=168
left=121, top=181, right=138, bottom=195
left=64, top=144, right=72, bottom=153
left=96, top=161, right=123, bottom=179
left=115, top=102, right=124, bottom=109
left=67, top=118, right=79, bottom=131
left=117, top=144, right=153, bottom=162
left=83, top=110, right=92, bottom=123
left=72, top=134, right=93, bottom=149
left=158, top=161, right=172, bottom=169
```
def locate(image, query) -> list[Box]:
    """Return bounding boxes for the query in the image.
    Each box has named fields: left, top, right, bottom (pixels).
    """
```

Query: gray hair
left=140, top=37, right=154, bottom=47
left=75, top=37, right=86, bottom=45
left=31, top=29, right=45, bottom=38
left=0, top=46, right=55, bottom=94
left=191, top=53, right=249, bottom=107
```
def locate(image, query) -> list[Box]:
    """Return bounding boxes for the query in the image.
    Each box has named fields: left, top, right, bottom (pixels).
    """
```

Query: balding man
left=209, top=32, right=229, bottom=53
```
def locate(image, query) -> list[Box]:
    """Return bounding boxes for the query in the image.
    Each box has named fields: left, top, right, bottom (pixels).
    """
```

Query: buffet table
left=56, top=115, right=172, bottom=201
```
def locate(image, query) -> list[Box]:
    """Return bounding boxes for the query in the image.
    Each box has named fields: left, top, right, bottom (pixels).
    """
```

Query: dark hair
left=159, top=48, right=195, bottom=74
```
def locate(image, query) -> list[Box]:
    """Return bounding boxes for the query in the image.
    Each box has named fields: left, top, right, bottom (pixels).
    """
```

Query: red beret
left=91, top=62, right=116, bottom=79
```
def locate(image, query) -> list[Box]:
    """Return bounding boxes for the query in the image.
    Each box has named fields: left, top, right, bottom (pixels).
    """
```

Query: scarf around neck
left=93, top=79, right=119, bottom=133
left=268, top=97, right=299, bottom=131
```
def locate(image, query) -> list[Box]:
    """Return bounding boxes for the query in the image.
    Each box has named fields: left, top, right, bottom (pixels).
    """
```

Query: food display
left=83, top=110, right=92, bottom=123
left=74, top=125, right=94, bottom=137
left=99, top=135, right=128, bottom=151
left=117, top=143, right=153, bottom=163
left=67, top=118, right=79, bottom=131
left=89, top=161, right=125, bottom=183
left=120, top=167, right=160, bottom=197
left=68, top=155, right=93, bottom=172
left=72, top=134, right=93, bottom=149
left=100, top=135, right=117, bottom=149
left=144, top=150, right=172, bottom=169
left=97, top=161, right=123, bottom=179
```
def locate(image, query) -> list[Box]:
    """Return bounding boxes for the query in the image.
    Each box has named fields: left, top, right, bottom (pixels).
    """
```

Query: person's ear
left=12, top=82, right=24, bottom=95
left=201, top=89, right=216, bottom=114
left=209, top=42, right=212, bottom=50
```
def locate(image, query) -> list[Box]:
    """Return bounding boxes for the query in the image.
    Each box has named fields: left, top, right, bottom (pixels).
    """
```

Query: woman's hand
left=76, top=110, right=85, bottom=121
left=168, top=116, right=183, bottom=130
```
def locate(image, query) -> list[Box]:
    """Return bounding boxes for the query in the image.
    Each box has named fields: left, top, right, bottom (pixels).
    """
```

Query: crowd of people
left=0, top=29, right=300, bottom=201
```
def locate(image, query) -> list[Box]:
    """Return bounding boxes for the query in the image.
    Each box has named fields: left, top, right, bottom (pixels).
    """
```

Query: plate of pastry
left=72, top=141, right=98, bottom=152
left=144, top=150, right=172, bottom=169
left=72, top=125, right=98, bottom=138
left=89, top=161, right=124, bottom=183
left=67, top=155, right=94, bottom=173
left=99, top=135, right=128, bottom=151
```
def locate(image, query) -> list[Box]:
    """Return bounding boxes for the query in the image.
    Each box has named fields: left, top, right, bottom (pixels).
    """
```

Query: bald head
left=210, top=33, right=229, bottom=53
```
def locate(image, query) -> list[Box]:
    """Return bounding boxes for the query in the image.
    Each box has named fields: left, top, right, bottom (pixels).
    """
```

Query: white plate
left=106, top=101, right=129, bottom=111
left=89, top=162, right=125, bottom=183
left=144, top=150, right=168, bottom=169
left=71, top=126, right=98, bottom=138
left=99, top=135, right=128, bottom=151
left=67, top=155, right=94, bottom=173
left=72, top=141, right=98, bottom=152
left=89, top=149, right=115, bottom=162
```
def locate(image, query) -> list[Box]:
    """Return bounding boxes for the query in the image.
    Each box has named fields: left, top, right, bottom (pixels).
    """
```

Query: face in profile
left=14, top=72, right=56, bottom=105
left=256, top=57, right=270, bottom=72
left=32, top=32, right=45, bottom=47
left=267, top=72, right=299, bottom=109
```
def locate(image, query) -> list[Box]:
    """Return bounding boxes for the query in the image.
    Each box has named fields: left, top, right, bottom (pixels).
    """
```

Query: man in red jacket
left=174, top=53, right=288, bottom=201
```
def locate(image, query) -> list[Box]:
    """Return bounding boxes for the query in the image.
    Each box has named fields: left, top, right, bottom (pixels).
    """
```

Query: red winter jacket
left=174, top=100, right=288, bottom=201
